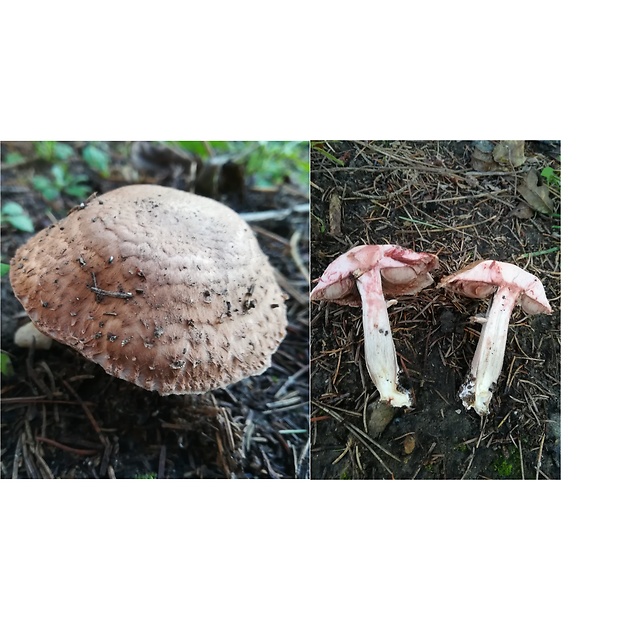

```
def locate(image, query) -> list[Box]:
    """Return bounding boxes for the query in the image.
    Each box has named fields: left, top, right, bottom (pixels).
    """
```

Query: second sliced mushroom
left=311, top=244, right=438, bottom=407
left=440, top=259, right=552, bottom=416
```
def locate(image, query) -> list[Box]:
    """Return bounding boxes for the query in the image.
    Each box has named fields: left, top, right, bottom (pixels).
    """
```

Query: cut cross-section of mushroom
left=311, top=244, right=438, bottom=407
left=440, top=259, right=552, bottom=415
left=9, top=185, right=288, bottom=395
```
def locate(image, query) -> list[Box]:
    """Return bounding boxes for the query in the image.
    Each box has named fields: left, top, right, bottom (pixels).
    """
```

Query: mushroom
left=9, top=185, right=288, bottom=395
left=14, top=321, right=53, bottom=350
left=439, top=259, right=552, bottom=415
left=311, top=244, right=438, bottom=407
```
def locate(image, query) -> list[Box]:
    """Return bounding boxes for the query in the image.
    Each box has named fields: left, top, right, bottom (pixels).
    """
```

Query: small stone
left=367, top=401, right=396, bottom=437
left=403, top=434, right=416, bottom=455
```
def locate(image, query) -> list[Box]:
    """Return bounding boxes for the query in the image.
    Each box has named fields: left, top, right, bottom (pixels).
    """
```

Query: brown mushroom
left=439, top=259, right=552, bottom=415
left=311, top=244, right=438, bottom=407
left=9, top=185, right=288, bottom=395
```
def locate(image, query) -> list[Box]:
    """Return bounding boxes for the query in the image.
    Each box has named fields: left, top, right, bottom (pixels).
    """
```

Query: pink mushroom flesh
left=440, top=260, right=552, bottom=415
left=311, top=245, right=438, bottom=407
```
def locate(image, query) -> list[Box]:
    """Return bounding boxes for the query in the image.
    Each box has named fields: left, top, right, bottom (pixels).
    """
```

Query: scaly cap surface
left=10, top=185, right=288, bottom=394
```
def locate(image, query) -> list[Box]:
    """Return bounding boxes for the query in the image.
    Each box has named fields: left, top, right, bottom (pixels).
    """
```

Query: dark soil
left=1, top=141, right=309, bottom=479
left=310, top=140, right=560, bottom=480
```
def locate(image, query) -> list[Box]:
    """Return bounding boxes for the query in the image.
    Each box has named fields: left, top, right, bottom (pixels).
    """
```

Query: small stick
left=0, top=396, right=94, bottom=406
left=62, top=379, right=108, bottom=448
left=89, top=272, right=133, bottom=300
left=12, top=434, right=23, bottom=478
left=295, top=439, right=310, bottom=479
left=289, top=228, right=310, bottom=283
left=215, top=431, right=231, bottom=479
left=36, top=436, right=99, bottom=456
left=22, top=437, right=41, bottom=479
left=158, top=444, right=167, bottom=479
left=535, top=432, right=545, bottom=480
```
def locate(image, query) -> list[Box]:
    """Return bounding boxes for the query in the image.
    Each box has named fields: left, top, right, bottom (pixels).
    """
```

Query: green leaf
left=1, top=201, right=25, bottom=217
left=205, top=141, right=236, bottom=152
left=32, top=175, right=51, bottom=191
left=43, top=186, right=60, bottom=201
left=172, top=140, right=309, bottom=190
left=243, top=142, right=309, bottom=187
left=176, top=141, right=209, bottom=156
left=7, top=213, right=35, bottom=232
left=33, top=175, right=61, bottom=200
left=50, top=163, right=67, bottom=186
left=35, top=141, right=74, bottom=161
left=1, top=202, right=35, bottom=232
left=54, top=142, right=75, bottom=160
left=65, top=184, right=91, bottom=199
left=4, top=152, right=26, bottom=165
left=35, top=141, right=56, bottom=160
left=0, top=351, right=14, bottom=378
left=45, top=187, right=61, bottom=201
left=0, top=263, right=10, bottom=277
left=83, top=144, right=110, bottom=177
left=540, top=166, right=560, bottom=187
left=312, top=145, right=345, bottom=166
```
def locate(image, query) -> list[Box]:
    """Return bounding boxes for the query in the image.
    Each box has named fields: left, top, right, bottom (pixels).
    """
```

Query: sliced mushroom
left=9, top=185, right=288, bottom=395
left=311, top=244, right=438, bottom=407
left=440, top=259, right=552, bottom=415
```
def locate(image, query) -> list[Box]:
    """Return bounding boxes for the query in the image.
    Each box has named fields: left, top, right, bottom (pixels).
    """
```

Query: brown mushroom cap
left=9, top=185, right=288, bottom=395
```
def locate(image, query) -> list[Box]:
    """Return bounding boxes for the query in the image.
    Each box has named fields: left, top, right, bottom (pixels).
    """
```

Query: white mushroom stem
left=355, top=268, right=411, bottom=408
left=14, top=321, right=53, bottom=350
left=459, top=285, right=521, bottom=415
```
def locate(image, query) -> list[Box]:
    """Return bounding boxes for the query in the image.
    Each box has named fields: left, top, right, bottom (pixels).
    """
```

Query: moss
left=492, top=448, right=521, bottom=479
left=494, top=459, right=513, bottom=478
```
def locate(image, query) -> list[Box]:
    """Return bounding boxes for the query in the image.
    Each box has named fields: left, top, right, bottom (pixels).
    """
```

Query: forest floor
left=310, top=140, right=560, bottom=480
